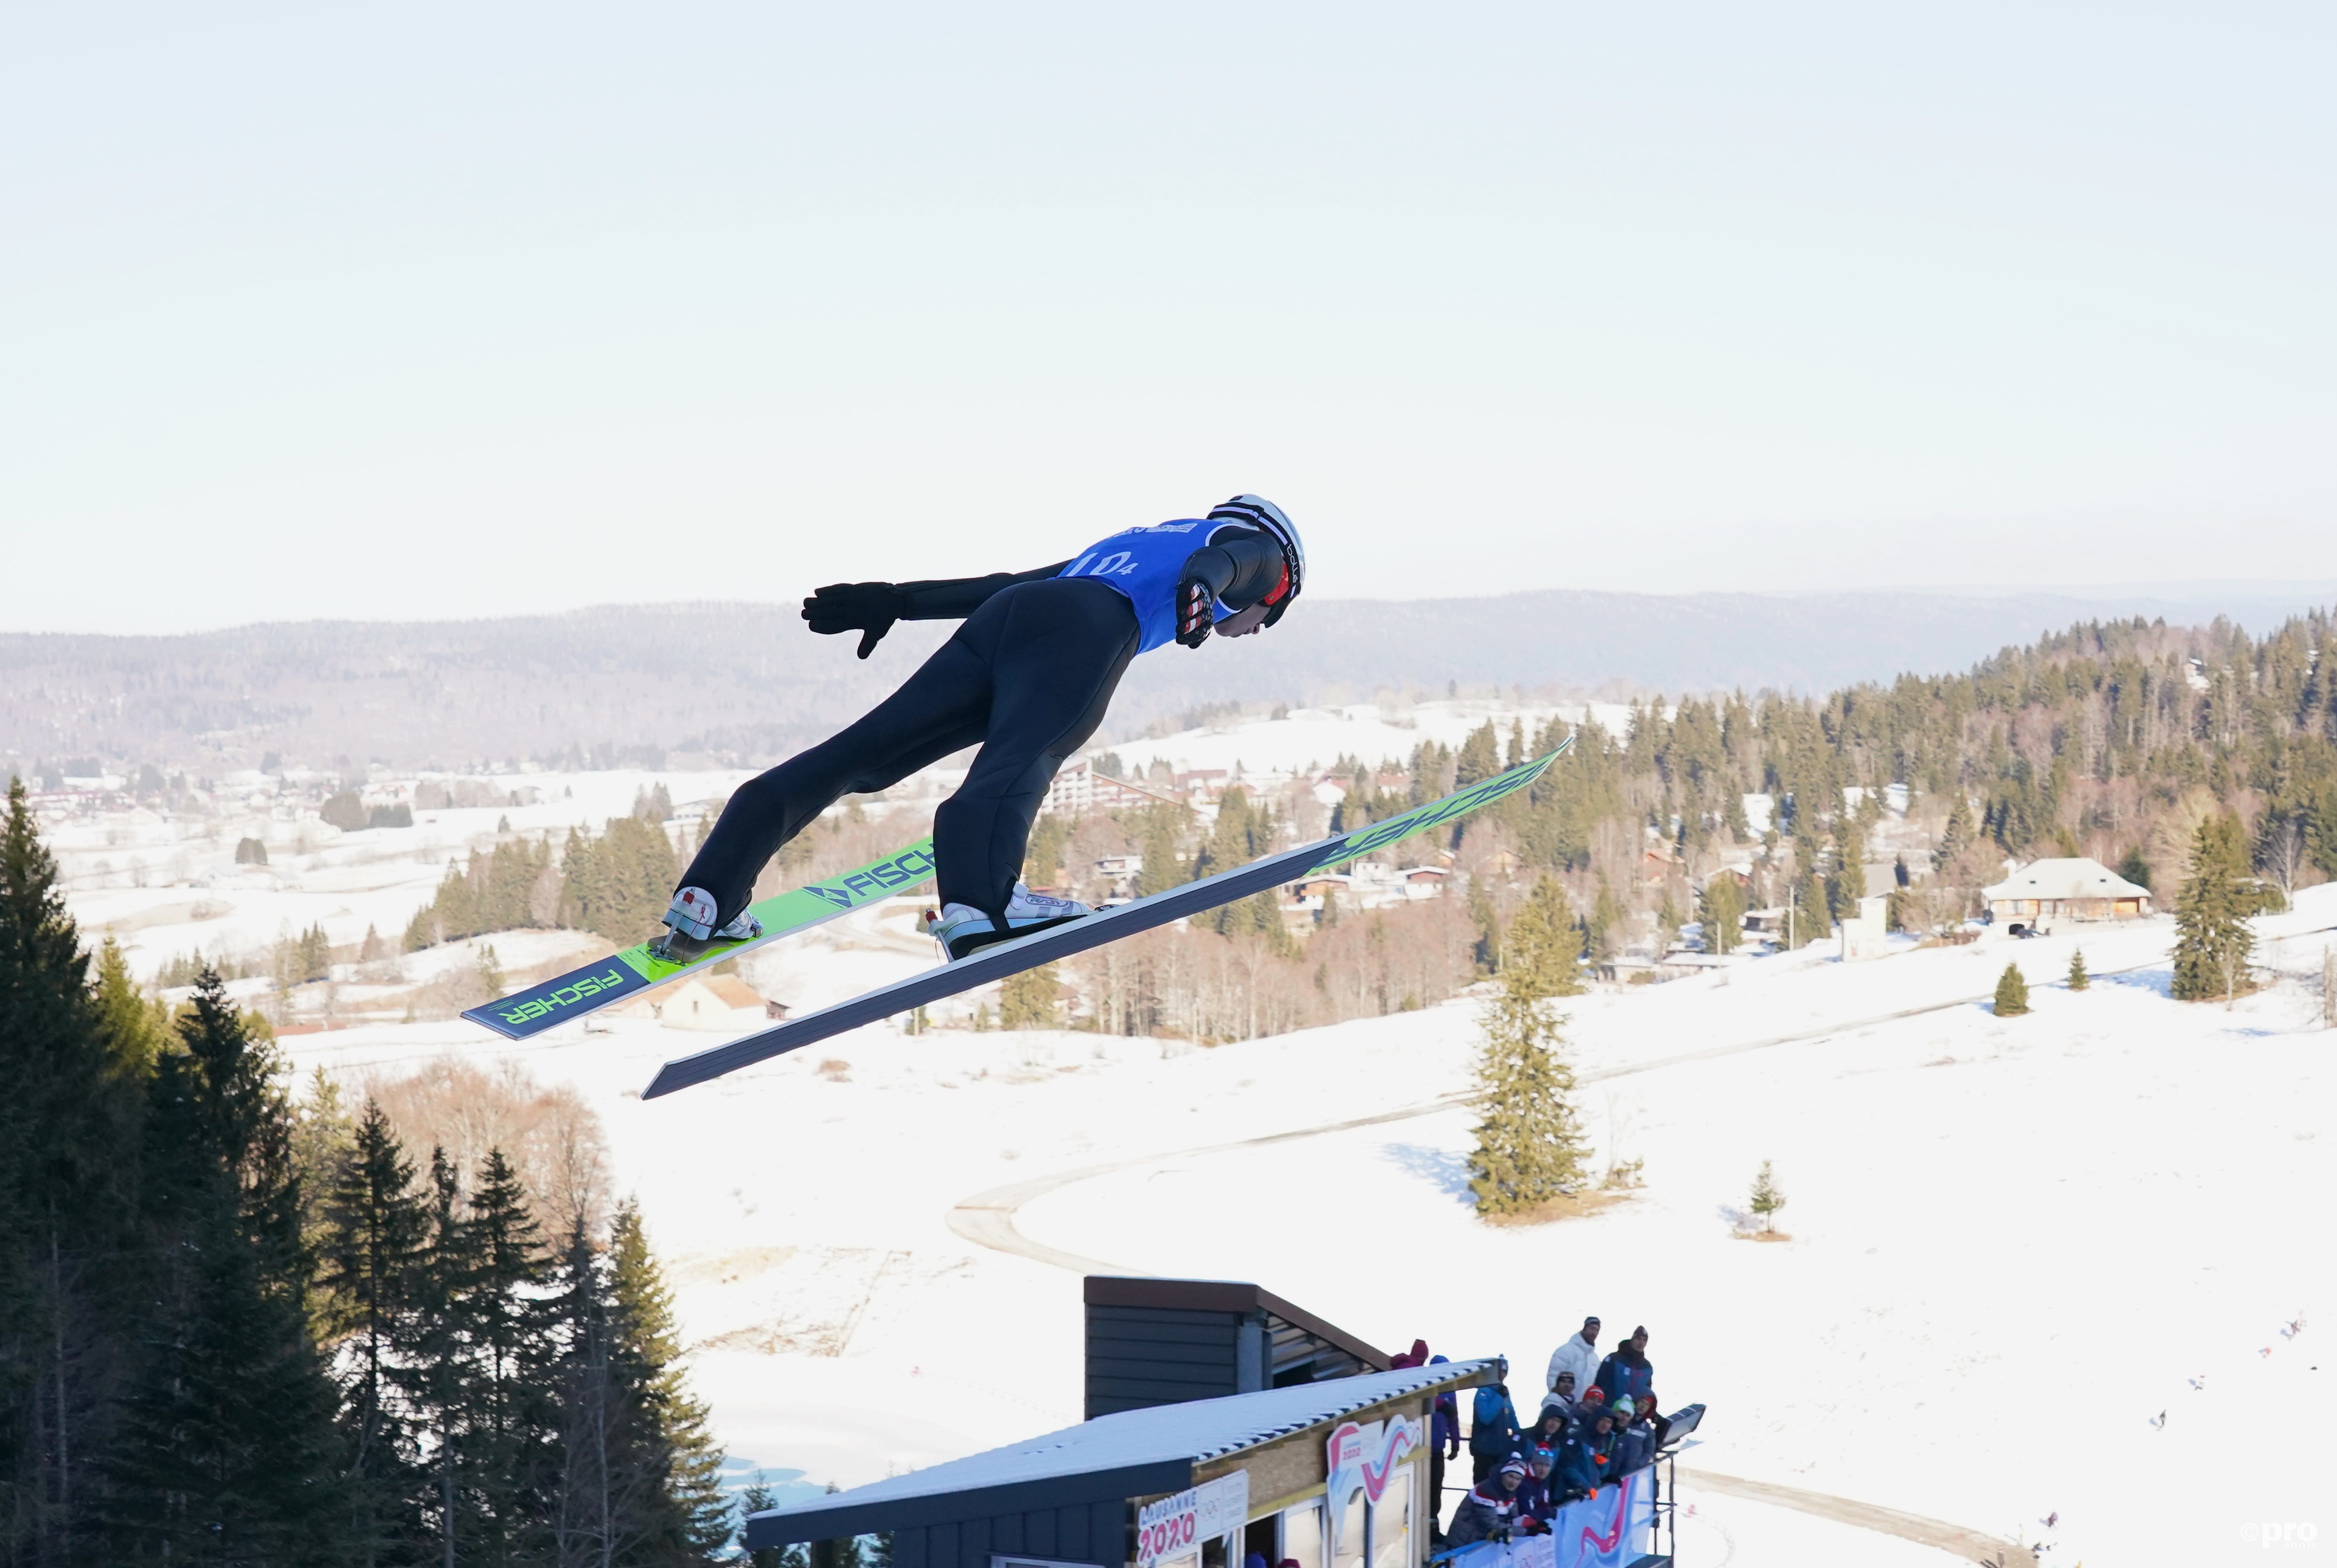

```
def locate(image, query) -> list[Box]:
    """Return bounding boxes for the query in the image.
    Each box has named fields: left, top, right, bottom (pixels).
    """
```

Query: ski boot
left=926, top=883, right=1091, bottom=962
left=648, top=885, right=763, bottom=963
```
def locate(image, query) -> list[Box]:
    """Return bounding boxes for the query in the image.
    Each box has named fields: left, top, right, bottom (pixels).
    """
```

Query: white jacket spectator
left=1546, top=1317, right=1602, bottom=1400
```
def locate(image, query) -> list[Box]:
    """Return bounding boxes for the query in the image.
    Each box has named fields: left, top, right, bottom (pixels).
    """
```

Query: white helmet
left=1206, top=495, right=1304, bottom=627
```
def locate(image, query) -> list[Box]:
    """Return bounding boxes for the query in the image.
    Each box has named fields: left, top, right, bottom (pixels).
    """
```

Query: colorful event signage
left=1325, top=1414, right=1422, bottom=1510
left=1325, top=1414, right=1422, bottom=1563
left=1136, top=1471, right=1250, bottom=1568
left=1439, top=1468, right=1655, bottom=1568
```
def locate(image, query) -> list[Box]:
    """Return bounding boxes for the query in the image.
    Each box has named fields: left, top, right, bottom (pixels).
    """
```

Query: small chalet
left=1983, top=858, right=2151, bottom=923
left=615, top=973, right=781, bottom=1029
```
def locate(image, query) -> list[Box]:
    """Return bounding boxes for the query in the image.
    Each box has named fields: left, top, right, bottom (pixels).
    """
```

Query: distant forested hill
left=1, top=587, right=2328, bottom=773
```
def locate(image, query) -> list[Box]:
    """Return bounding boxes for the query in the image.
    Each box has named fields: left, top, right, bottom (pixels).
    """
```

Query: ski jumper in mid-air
left=655, top=496, right=1305, bottom=964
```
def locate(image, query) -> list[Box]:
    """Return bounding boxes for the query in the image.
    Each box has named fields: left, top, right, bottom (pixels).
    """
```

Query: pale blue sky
left=3, top=2, right=2332, bottom=632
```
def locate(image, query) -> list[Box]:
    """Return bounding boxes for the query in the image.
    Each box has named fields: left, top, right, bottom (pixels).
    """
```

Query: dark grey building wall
left=891, top=1500, right=1126, bottom=1568
left=1085, top=1304, right=1247, bottom=1419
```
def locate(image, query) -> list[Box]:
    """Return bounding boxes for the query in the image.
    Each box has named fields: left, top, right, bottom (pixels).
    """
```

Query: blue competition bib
left=1057, top=520, right=1234, bottom=654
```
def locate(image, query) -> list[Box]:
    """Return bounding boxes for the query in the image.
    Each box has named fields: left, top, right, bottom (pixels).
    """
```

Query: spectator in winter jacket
left=1518, top=1402, right=1568, bottom=1473
left=1546, top=1317, right=1602, bottom=1405
left=1467, top=1382, right=1521, bottom=1483
left=1445, top=1460, right=1526, bottom=1548
left=1594, top=1330, right=1654, bottom=1409
left=1511, top=1446, right=1558, bottom=1524
left=1636, top=1390, right=1669, bottom=1454
left=1548, top=1426, right=1602, bottom=1504
left=1539, top=1371, right=1581, bottom=1423
left=1579, top=1406, right=1621, bottom=1489
left=1611, top=1401, right=1656, bottom=1476
left=1428, top=1355, right=1458, bottom=1540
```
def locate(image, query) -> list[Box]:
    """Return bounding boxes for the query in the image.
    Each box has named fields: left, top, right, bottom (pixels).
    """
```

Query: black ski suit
left=675, top=525, right=1287, bottom=928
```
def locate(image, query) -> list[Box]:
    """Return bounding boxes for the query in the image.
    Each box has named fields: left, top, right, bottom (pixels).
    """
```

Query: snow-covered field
left=239, top=892, right=2334, bottom=1567
left=1102, top=699, right=1631, bottom=780
left=59, top=768, right=758, bottom=981
left=44, top=709, right=2337, bottom=1565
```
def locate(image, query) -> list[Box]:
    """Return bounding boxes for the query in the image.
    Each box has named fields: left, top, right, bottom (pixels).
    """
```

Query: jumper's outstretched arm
left=801, top=561, right=1071, bottom=658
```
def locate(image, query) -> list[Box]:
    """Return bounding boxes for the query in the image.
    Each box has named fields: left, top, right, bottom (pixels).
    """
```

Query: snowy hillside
left=43, top=710, right=2337, bottom=1566
left=241, top=891, right=2333, bottom=1568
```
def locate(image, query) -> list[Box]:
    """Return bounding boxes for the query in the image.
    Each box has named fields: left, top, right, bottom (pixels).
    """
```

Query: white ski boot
left=649, top=885, right=763, bottom=962
left=926, top=883, right=1091, bottom=962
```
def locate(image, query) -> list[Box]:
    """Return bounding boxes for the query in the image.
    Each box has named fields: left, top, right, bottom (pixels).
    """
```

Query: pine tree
left=1584, top=877, right=1624, bottom=963
left=1748, top=1160, right=1785, bottom=1233
left=1504, top=878, right=1582, bottom=998
left=1791, top=869, right=1830, bottom=949
left=812, top=1530, right=863, bottom=1568
left=110, top=970, right=345, bottom=1559
left=1454, top=723, right=1501, bottom=789
left=1933, top=796, right=1972, bottom=871
left=1697, top=876, right=1745, bottom=955
left=2172, top=812, right=2255, bottom=1001
left=319, top=1100, right=428, bottom=1563
left=461, top=1149, right=557, bottom=1565
left=394, top=1148, right=477, bottom=1568
left=549, top=1206, right=728, bottom=1562
left=1, top=779, right=147, bottom=1558
left=92, top=934, right=168, bottom=1078
left=1466, top=885, right=1590, bottom=1216
left=104, top=1200, right=347, bottom=1562
left=2067, top=949, right=2090, bottom=991
left=1133, top=807, right=1187, bottom=899
left=1992, top=962, right=2030, bottom=1017
left=999, top=965, right=1059, bottom=1030
left=738, top=1474, right=808, bottom=1568
left=1829, top=825, right=1867, bottom=918
left=606, top=1204, right=730, bottom=1560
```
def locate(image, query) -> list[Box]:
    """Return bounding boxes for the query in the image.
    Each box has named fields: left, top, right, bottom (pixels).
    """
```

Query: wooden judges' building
left=746, top=1280, right=1489, bottom=1568
left=1983, top=857, right=2152, bottom=924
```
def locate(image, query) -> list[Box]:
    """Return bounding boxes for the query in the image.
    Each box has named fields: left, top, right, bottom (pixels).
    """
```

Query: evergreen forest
left=0, top=781, right=736, bottom=1565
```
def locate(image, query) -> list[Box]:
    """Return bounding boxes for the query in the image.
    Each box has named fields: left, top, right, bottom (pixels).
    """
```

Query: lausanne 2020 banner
left=1442, top=1469, right=1655, bottom=1568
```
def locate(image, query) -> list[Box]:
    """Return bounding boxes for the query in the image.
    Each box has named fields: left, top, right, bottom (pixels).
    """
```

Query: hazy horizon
left=6, top=577, right=2335, bottom=642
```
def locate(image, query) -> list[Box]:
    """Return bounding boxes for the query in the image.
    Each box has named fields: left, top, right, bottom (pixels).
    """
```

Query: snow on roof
left=682, top=973, right=766, bottom=1009
left=1982, top=857, right=2150, bottom=902
left=750, top=1362, right=1491, bottom=1532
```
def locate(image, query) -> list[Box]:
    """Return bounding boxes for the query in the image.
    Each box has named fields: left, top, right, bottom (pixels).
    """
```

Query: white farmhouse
left=1982, top=858, right=2151, bottom=923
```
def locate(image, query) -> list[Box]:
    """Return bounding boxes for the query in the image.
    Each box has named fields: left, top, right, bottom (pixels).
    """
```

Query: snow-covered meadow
left=44, top=702, right=2337, bottom=1565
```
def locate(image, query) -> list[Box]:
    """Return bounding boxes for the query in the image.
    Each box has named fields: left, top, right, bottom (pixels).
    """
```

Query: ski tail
left=642, top=737, right=1570, bottom=1099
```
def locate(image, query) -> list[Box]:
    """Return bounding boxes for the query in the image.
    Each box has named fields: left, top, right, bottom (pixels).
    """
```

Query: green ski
left=462, top=838, right=936, bottom=1039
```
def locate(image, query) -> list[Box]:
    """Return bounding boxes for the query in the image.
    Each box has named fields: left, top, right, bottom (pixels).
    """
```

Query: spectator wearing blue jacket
left=1548, top=1427, right=1602, bottom=1504
left=1510, top=1447, right=1558, bottom=1525
left=1521, top=1403, right=1570, bottom=1457
left=1594, top=1329, right=1655, bottom=1409
left=1610, top=1399, right=1656, bottom=1476
left=1577, top=1406, right=1621, bottom=1493
left=1467, top=1379, right=1521, bottom=1483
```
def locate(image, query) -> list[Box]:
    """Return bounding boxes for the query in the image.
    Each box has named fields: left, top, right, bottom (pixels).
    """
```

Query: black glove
left=1174, top=575, right=1215, bottom=649
left=803, top=582, right=907, bottom=659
